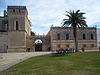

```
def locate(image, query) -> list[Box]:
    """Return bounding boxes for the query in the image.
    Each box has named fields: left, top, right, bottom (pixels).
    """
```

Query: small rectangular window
left=16, top=21, right=19, bottom=30
left=57, top=33, right=60, bottom=40
left=83, top=33, right=86, bottom=40
left=91, top=34, right=94, bottom=40
left=66, top=44, right=69, bottom=48
left=13, top=9, right=15, bottom=12
left=90, top=44, right=94, bottom=48
left=83, top=44, right=86, bottom=48
left=19, top=9, right=20, bottom=13
left=57, top=44, right=60, bottom=48
left=66, top=34, right=69, bottom=40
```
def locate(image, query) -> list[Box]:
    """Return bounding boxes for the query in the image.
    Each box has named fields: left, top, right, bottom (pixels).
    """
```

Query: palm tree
left=62, top=10, right=87, bottom=52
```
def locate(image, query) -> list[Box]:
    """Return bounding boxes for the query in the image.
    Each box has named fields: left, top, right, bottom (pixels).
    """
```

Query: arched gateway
left=28, top=35, right=50, bottom=52
left=35, top=39, right=42, bottom=51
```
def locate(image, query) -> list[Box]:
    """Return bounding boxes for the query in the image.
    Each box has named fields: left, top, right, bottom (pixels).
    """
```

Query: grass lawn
left=0, top=51, right=100, bottom=75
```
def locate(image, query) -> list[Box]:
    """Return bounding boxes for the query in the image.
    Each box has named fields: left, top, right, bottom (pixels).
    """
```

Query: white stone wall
left=97, top=28, right=100, bottom=48
left=0, top=33, right=8, bottom=52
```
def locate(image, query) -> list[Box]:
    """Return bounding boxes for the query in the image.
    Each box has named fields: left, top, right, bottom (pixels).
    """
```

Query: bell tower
left=7, top=6, right=31, bottom=52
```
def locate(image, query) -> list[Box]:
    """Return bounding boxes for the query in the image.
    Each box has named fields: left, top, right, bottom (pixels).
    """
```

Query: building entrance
left=35, top=39, right=42, bottom=51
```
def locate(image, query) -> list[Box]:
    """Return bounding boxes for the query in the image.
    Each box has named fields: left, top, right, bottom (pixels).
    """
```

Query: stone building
left=0, top=6, right=97, bottom=52
left=29, top=26, right=97, bottom=51
left=0, top=6, right=31, bottom=52
left=49, top=27, right=97, bottom=51
left=97, top=28, right=100, bottom=49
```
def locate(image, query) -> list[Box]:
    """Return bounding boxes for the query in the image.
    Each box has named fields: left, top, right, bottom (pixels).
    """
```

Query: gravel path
left=0, top=52, right=51, bottom=71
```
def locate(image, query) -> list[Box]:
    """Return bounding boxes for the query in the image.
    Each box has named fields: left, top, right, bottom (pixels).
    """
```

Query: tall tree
left=62, top=10, right=87, bottom=52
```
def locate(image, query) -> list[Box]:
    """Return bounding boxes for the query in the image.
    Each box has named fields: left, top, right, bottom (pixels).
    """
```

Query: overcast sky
left=0, top=0, right=100, bottom=35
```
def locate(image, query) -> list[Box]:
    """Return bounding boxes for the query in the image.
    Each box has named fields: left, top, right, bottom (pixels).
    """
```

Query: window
left=7, top=24, right=8, bottom=31
left=13, top=9, right=15, bottom=12
left=57, top=44, right=60, bottom=48
left=83, top=33, right=86, bottom=40
left=19, top=9, right=20, bottom=13
left=16, top=21, right=19, bottom=30
left=91, top=33, right=94, bottom=40
left=57, top=33, right=60, bottom=40
left=83, top=44, right=86, bottom=48
left=66, top=44, right=69, bottom=48
left=90, top=44, right=94, bottom=48
left=66, top=33, right=69, bottom=40
left=7, top=46, right=8, bottom=49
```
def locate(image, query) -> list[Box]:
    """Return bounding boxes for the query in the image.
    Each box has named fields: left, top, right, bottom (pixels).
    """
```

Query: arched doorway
left=35, top=39, right=42, bottom=51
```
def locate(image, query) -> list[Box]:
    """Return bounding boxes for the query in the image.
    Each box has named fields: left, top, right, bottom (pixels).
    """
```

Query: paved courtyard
left=0, top=52, right=51, bottom=71
left=0, top=50, right=99, bottom=72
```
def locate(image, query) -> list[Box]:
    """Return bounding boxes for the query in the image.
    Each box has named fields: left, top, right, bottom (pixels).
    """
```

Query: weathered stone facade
left=0, top=6, right=31, bottom=52
left=97, top=28, right=100, bottom=48
left=0, top=32, right=8, bottom=52
left=0, top=6, right=97, bottom=52
left=49, top=27, right=97, bottom=51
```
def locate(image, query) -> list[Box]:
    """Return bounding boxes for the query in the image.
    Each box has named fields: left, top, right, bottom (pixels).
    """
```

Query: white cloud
left=28, top=0, right=100, bottom=27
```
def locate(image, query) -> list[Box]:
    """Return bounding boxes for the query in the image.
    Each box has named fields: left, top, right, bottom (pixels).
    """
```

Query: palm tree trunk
left=73, top=27, right=78, bottom=52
